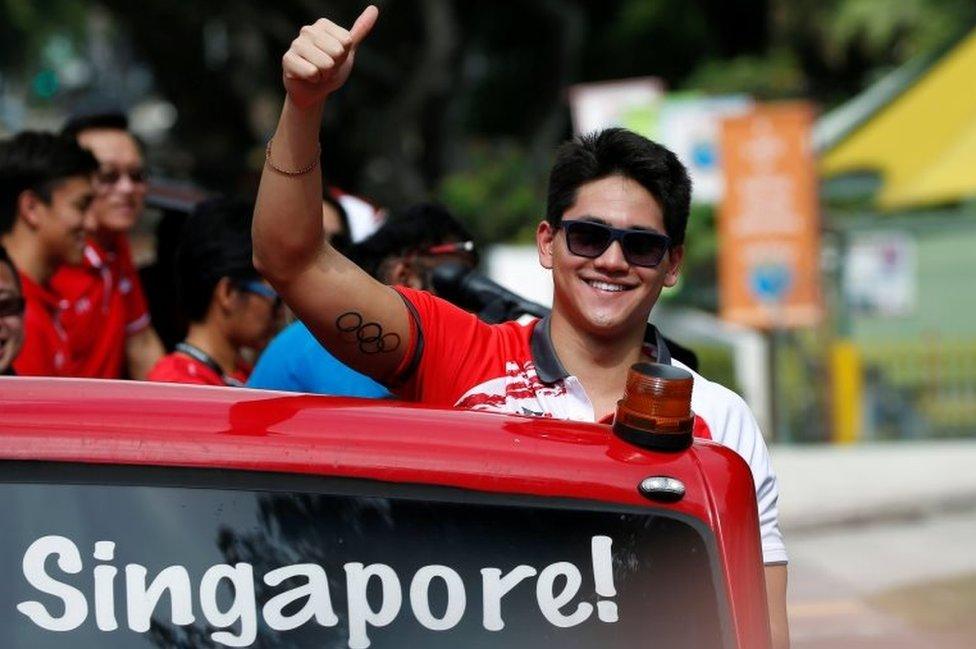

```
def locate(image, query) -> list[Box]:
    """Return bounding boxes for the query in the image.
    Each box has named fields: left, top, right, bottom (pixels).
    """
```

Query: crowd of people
left=0, top=112, right=482, bottom=388
left=1, top=5, right=789, bottom=647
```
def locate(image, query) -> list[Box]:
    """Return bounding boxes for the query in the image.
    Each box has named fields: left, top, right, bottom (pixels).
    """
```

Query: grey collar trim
left=530, top=315, right=671, bottom=384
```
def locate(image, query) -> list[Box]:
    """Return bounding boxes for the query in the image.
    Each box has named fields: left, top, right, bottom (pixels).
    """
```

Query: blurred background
left=2, top=0, right=975, bottom=646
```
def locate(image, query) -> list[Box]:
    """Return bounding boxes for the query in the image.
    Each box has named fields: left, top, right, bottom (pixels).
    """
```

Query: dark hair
left=350, top=203, right=476, bottom=279
left=61, top=111, right=129, bottom=141
left=62, top=110, right=147, bottom=160
left=176, top=197, right=260, bottom=322
left=545, top=128, right=692, bottom=246
left=0, top=131, right=99, bottom=235
left=0, top=245, right=20, bottom=291
left=322, top=190, right=352, bottom=253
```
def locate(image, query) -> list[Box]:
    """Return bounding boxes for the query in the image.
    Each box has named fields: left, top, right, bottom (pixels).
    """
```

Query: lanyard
left=175, top=342, right=244, bottom=387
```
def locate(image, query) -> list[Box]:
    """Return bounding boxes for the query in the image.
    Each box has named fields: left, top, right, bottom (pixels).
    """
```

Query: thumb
left=349, top=5, right=379, bottom=46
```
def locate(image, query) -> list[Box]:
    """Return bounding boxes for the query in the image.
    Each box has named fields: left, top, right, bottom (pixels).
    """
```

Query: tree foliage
left=0, top=0, right=88, bottom=84
left=2, top=0, right=974, bottom=251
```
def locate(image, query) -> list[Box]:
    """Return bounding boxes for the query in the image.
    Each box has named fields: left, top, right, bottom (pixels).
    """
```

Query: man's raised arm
left=253, top=6, right=410, bottom=385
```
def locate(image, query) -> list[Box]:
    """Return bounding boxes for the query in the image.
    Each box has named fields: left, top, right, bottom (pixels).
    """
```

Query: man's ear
left=663, top=245, right=684, bottom=288
left=537, top=220, right=556, bottom=270
left=214, top=277, right=237, bottom=312
left=17, top=190, right=46, bottom=229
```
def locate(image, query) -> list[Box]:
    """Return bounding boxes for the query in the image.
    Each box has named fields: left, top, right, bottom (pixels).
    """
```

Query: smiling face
left=537, top=175, right=683, bottom=340
left=78, top=128, right=146, bottom=234
left=0, top=261, right=25, bottom=373
left=34, top=177, right=96, bottom=266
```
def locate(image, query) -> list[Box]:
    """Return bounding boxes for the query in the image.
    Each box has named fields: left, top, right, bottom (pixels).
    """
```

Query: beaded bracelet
left=265, top=139, right=321, bottom=176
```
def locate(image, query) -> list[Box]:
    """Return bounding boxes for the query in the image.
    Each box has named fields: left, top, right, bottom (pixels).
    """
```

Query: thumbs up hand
left=282, top=5, right=378, bottom=110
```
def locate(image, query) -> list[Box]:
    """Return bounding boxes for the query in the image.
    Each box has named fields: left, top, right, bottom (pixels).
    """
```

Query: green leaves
left=438, top=140, right=546, bottom=245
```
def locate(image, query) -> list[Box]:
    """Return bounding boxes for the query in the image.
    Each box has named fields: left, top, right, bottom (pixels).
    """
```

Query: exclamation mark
left=591, top=535, right=618, bottom=622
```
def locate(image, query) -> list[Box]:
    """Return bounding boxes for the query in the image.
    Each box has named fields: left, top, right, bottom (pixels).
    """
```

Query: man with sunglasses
left=148, top=198, right=281, bottom=386
left=51, top=110, right=165, bottom=379
left=252, top=8, right=787, bottom=646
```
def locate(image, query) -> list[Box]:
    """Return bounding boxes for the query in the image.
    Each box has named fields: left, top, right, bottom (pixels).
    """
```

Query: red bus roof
left=0, top=377, right=741, bottom=509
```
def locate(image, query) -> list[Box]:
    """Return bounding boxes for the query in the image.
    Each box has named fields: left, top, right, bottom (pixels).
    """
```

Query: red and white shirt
left=12, top=272, right=70, bottom=377
left=394, top=286, right=787, bottom=564
left=50, top=234, right=151, bottom=378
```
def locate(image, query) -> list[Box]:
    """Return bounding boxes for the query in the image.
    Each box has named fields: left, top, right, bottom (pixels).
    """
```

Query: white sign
left=568, top=78, right=664, bottom=137
left=844, top=231, right=917, bottom=317
left=17, top=534, right=619, bottom=649
left=657, top=95, right=753, bottom=204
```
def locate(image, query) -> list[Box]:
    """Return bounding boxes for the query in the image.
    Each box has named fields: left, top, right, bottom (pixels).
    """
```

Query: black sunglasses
left=559, top=220, right=671, bottom=268
left=0, top=296, right=26, bottom=318
left=95, top=167, right=147, bottom=187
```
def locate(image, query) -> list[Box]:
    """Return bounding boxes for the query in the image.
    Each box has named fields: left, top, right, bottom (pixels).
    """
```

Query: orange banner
left=718, top=102, right=823, bottom=329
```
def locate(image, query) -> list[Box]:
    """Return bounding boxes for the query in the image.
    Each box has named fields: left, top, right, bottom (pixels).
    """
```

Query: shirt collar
left=83, top=242, right=105, bottom=269
left=531, top=315, right=671, bottom=384
left=83, top=233, right=126, bottom=270
left=18, top=271, right=63, bottom=310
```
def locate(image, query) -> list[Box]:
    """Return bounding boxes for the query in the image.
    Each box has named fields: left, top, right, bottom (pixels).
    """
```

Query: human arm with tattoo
left=252, top=6, right=412, bottom=385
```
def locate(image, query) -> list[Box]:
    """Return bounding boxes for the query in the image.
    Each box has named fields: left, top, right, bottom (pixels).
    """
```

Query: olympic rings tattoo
left=336, top=311, right=401, bottom=354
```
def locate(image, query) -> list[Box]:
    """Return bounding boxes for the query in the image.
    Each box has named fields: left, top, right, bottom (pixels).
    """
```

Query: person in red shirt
left=251, top=8, right=788, bottom=646
left=51, top=111, right=165, bottom=379
left=0, top=245, right=26, bottom=375
left=0, top=132, right=97, bottom=377
left=148, top=198, right=282, bottom=386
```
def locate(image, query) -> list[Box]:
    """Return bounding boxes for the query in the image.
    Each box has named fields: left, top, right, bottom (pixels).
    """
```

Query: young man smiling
left=52, top=111, right=165, bottom=379
left=0, top=132, right=97, bottom=376
left=0, top=246, right=26, bottom=375
left=252, top=7, right=788, bottom=646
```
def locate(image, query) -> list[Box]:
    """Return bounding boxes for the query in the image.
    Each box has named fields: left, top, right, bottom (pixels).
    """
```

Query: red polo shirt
left=147, top=351, right=250, bottom=387
left=12, top=272, right=70, bottom=377
left=50, top=234, right=151, bottom=378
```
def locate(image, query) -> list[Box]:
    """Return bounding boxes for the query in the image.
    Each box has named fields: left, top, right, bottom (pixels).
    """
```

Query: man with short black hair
left=147, top=198, right=281, bottom=386
left=0, top=132, right=97, bottom=376
left=52, top=110, right=165, bottom=379
left=252, top=9, right=788, bottom=646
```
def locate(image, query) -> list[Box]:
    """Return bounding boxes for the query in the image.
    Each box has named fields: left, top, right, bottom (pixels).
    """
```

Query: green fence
left=861, top=340, right=976, bottom=439
left=675, top=333, right=975, bottom=443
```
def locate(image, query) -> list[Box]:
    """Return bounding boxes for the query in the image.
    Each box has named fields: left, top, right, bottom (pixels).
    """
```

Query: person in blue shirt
left=248, top=203, right=478, bottom=396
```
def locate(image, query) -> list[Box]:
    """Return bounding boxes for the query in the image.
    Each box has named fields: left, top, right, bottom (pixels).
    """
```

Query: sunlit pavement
left=770, top=440, right=976, bottom=647
left=772, top=440, right=976, bottom=533
left=786, top=509, right=976, bottom=648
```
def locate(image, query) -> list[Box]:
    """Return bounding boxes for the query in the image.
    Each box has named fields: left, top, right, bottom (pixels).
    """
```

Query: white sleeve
left=678, top=361, right=789, bottom=565
left=732, top=403, right=788, bottom=565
